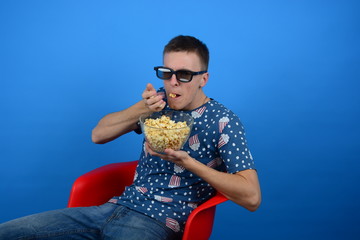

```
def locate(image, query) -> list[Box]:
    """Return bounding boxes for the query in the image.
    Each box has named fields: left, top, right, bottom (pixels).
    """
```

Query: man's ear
left=200, top=72, right=209, bottom=88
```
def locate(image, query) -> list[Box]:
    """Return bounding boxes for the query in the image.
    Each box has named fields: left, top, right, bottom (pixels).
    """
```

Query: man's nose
left=169, top=74, right=179, bottom=86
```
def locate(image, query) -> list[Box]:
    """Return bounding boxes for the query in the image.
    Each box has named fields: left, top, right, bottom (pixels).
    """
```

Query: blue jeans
left=0, top=203, right=181, bottom=240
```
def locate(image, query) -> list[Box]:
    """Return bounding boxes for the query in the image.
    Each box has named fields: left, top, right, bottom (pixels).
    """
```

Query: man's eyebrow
left=177, top=68, right=193, bottom=72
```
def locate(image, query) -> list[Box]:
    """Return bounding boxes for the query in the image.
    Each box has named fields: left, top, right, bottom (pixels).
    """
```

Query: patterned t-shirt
left=110, top=88, right=255, bottom=233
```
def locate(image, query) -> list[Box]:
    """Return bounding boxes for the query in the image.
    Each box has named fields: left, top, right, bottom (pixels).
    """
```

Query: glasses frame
left=154, top=66, right=207, bottom=83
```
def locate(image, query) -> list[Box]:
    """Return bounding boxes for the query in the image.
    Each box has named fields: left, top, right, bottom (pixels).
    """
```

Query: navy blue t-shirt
left=110, top=88, right=255, bottom=233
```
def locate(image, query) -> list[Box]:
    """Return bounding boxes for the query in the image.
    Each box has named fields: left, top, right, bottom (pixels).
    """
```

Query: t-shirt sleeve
left=134, top=122, right=142, bottom=134
left=217, top=114, right=255, bottom=174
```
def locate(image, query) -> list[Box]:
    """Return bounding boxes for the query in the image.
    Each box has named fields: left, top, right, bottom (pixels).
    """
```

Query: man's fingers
left=146, top=83, right=155, bottom=92
left=150, top=100, right=165, bottom=112
left=147, top=95, right=163, bottom=105
left=142, top=83, right=165, bottom=112
left=143, top=84, right=160, bottom=100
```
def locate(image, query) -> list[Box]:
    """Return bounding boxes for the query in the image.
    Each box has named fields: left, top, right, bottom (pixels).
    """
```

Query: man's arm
left=184, top=158, right=261, bottom=212
left=92, top=83, right=165, bottom=144
left=92, top=100, right=147, bottom=144
left=146, top=145, right=261, bottom=212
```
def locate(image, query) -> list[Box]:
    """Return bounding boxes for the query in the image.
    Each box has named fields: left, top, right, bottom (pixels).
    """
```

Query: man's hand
left=142, top=83, right=165, bottom=112
left=145, top=142, right=194, bottom=168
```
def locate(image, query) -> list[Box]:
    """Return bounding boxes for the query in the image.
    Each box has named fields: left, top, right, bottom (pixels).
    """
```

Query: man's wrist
left=183, top=156, right=198, bottom=170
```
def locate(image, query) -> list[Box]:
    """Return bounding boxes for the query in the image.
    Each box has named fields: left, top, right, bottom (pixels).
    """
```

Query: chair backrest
left=68, top=161, right=227, bottom=240
left=68, top=161, right=137, bottom=207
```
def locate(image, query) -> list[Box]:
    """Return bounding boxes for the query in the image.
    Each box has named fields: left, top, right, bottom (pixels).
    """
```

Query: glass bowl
left=139, top=111, right=194, bottom=153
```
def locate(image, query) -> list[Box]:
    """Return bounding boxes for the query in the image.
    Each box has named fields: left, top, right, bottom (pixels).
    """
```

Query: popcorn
left=144, top=115, right=190, bottom=153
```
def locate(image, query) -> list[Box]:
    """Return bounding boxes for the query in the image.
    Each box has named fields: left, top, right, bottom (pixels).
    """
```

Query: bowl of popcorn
left=139, top=111, right=194, bottom=153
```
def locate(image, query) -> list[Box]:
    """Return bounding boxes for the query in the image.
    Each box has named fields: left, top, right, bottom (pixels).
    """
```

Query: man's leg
left=103, top=205, right=182, bottom=240
left=0, top=203, right=117, bottom=240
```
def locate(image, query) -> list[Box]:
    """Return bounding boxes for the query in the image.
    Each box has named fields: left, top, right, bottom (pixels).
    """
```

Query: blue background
left=1, top=1, right=359, bottom=239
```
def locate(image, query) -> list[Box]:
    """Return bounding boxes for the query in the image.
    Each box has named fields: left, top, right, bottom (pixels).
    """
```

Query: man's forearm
left=184, top=157, right=261, bottom=211
left=92, top=100, right=149, bottom=144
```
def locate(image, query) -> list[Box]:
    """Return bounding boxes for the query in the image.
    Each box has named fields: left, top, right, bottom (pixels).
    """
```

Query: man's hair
left=163, top=35, right=209, bottom=70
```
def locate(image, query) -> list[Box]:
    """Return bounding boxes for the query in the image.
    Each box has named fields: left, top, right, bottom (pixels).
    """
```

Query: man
left=0, top=35, right=261, bottom=239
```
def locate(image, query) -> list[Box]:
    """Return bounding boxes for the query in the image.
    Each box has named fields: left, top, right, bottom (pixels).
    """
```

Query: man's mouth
left=169, top=93, right=180, bottom=98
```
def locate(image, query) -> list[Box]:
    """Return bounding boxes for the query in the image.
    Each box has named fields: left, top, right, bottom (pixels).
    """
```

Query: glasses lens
left=157, top=67, right=172, bottom=79
left=176, top=70, right=192, bottom=82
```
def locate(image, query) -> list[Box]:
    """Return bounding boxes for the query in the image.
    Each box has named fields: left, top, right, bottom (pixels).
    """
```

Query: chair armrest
left=182, top=192, right=228, bottom=240
left=68, top=161, right=138, bottom=208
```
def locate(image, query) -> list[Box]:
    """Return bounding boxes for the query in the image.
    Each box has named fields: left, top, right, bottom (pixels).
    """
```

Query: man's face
left=163, top=51, right=208, bottom=111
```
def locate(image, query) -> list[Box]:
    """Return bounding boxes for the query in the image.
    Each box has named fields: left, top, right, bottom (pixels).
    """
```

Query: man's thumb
left=146, top=83, right=155, bottom=91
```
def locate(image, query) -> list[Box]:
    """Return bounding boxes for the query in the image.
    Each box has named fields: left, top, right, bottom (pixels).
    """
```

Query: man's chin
left=168, top=103, right=182, bottom=111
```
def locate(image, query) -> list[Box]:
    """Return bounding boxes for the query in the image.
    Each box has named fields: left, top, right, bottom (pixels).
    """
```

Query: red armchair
left=68, top=161, right=228, bottom=240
